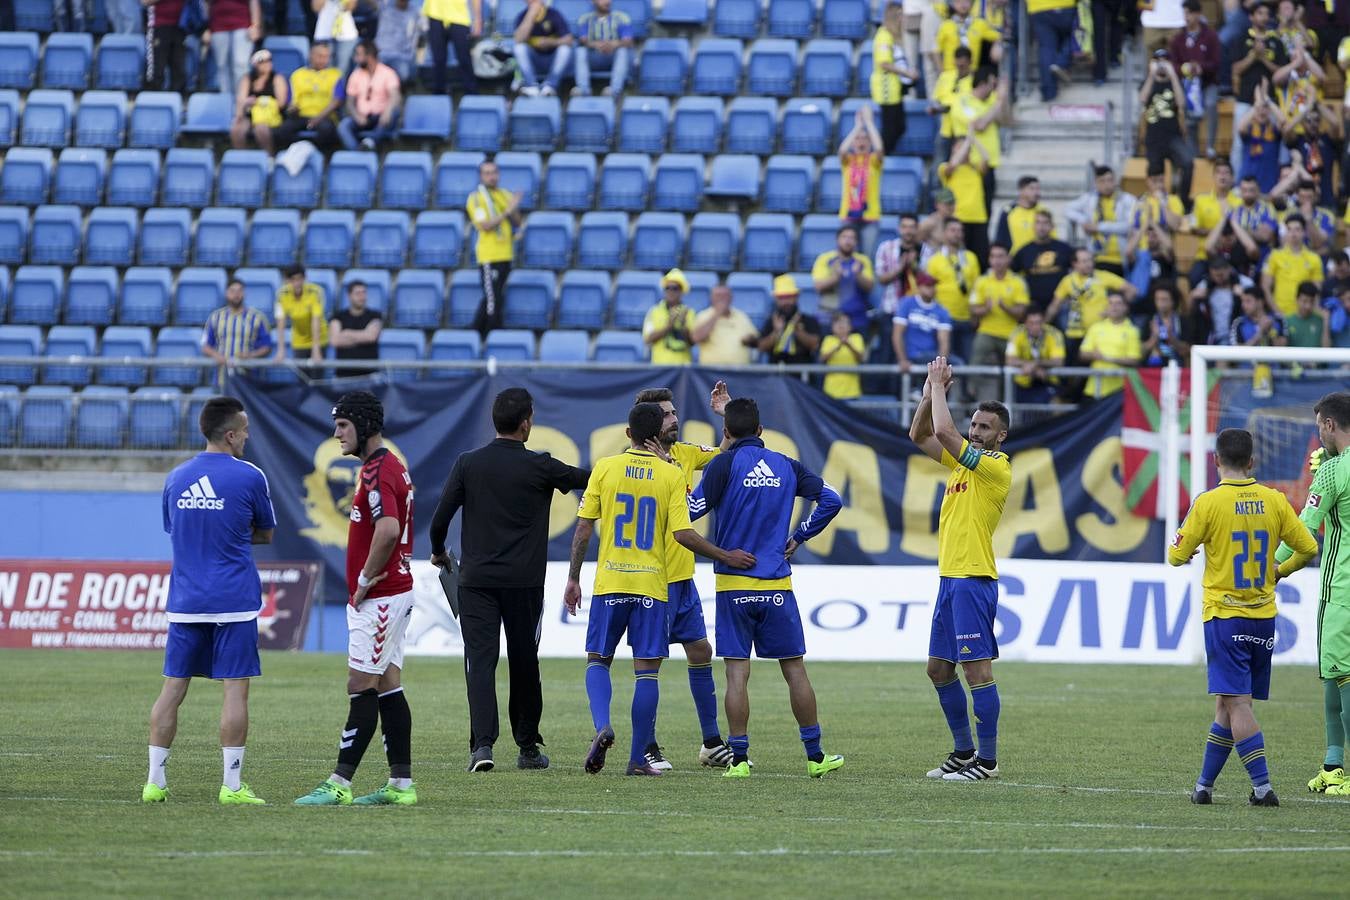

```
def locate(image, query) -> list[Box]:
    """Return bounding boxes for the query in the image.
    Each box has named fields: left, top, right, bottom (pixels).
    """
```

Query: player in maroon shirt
left=295, top=391, right=418, bottom=806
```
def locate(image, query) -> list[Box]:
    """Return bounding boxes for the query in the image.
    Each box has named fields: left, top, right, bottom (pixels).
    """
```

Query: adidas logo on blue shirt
left=176, top=475, right=225, bottom=510
left=742, top=459, right=782, bottom=488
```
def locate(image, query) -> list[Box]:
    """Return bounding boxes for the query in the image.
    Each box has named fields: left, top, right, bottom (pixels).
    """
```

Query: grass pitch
left=1, top=650, right=1347, bottom=898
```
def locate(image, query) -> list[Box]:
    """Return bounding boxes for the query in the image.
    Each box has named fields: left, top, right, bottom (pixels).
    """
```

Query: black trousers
left=147, top=26, right=186, bottom=94
left=474, top=261, right=509, bottom=335
left=879, top=102, right=906, bottom=155
left=428, top=19, right=478, bottom=95
left=274, top=113, right=339, bottom=153
left=460, top=585, right=545, bottom=752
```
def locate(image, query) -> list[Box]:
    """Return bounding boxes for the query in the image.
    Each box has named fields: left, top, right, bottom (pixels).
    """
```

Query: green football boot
left=1308, top=767, right=1346, bottom=793
left=141, top=783, right=168, bottom=803
left=219, top=783, right=265, bottom=805
left=807, top=754, right=845, bottom=778
left=353, top=783, right=418, bottom=806
left=294, top=779, right=353, bottom=806
left=723, top=761, right=751, bottom=779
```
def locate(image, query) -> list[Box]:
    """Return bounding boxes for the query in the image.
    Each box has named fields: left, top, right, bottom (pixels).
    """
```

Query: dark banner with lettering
left=231, top=371, right=1162, bottom=602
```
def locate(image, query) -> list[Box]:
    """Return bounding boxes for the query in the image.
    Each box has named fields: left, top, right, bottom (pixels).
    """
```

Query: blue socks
left=630, top=669, right=660, bottom=765
left=585, top=662, right=611, bottom=733
left=969, top=681, right=1000, bottom=764
left=934, top=678, right=974, bottom=754
left=1196, top=722, right=1234, bottom=790
left=1236, top=732, right=1271, bottom=794
left=687, top=663, right=721, bottom=742
left=729, top=734, right=749, bottom=765
left=799, top=724, right=822, bottom=762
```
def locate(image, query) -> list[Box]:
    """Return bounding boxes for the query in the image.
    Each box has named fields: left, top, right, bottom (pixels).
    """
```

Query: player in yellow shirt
left=1168, top=428, right=1318, bottom=807
left=871, top=1, right=918, bottom=153
left=925, top=218, right=982, bottom=361
left=274, top=265, right=327, bottom=365
left=565, top=403, right=753, bottom=777
left=1261, top=214, right=1325, bottom=317
left=933, top=0, right=1003, bottom=73
left=909, top=356, right=1012, bottom=782
left=465, top=159, right=522, bottom=334
left=1079, top=292, right=1141, bottom=398
left=968, top=243, right=1028, bottom=399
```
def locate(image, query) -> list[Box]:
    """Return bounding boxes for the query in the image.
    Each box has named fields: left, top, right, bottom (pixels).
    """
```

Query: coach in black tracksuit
left=429, top=387, right=590, bottom=773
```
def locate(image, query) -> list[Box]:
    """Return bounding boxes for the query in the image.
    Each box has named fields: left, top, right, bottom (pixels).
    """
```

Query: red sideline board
left=0, top=560, right=319, bottom=651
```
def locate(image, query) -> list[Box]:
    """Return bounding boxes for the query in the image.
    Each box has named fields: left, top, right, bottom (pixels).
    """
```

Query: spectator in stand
left=98, top=0, right=131, bottom=33
left=1204, top=218, right=1260, bottom=284
left=1235, top=83, right=1286, bottom=192
left=1190, top=255, right=1252, bottom=343
left=933, top=0, right=1002, bottom=75
left=1012, top=210, right=1075, bottom=310
left=1170, top=0, right=1222, bottom=159
left=145, top=0, right=188, bottom=93
left=200, top=280, right=275, bottom=383
left=754, top=276, right=822, bottom=364
left=230, top=51, right=288, bottom=155
left=1228, top=0, right=1288, bottom=176
left=968, top=243, right=1029, bottom=399
left=1188, top=157, right=1238, bottom=281
left=837, top=108, right=885, bottom=255
left=1140, top=48, right=1193, bottom=200
left=1028, top=0, right=1077, bottom=102
left=466, top=159, right=522, bottom=336
left=692, top=284, right=759, bottom=366
left=950, top=66, right=1009, bottom=218
left=925, top=217, right=981, bottom=362
left=1282, top=103, right=1341, bottom=206
left=1273, top=179, right=1336, bottom=253
left=275, top=42, right=342, bottom=153
left=876, top=215, right=923, bottom=318
left=1066, top=165, right=1137, bottom=277
left=892, top=272, right=953, bottom=373
left=1140, top=282, right=1196, bottom=366
left=1285, top=280, right=1330, bottom=348
left=937, top=136, right=990, bottom=266
left=1328, top=285, right=1350, bottom=347
left=1079, top=292, right=1142, bottom=400
left=375, top=0, right=420, bottom=84
left=1092, top=0, right=1127, bottom=87
left=916, top=188, right=957, bottom=265
left=813, top=226, right=876, bottom=336
left=424, top=0, right=483, bottom=96
left=1261, top=213, right=1323, bottom=316
left=819, top=313, right=867, bottom=400
left=513, top=0, right=573, bottom=97
left=1303, top=0, right=1350, bottom=76
left=274, top=265, right=327, bottom=367
left=1230, top=284, right=1288, bottom=346
left=339, top=41, right=402, bottom=151
left=643, top=269, right=696, bottom=366
left=994, top=176, right=1048, bottom=257
left=1275, top=0, right=1317, bottom=55
left=1126, top=164, right=1185, bottom=289
left=313, top=0, right=359, bottom=74
left=1230, top=173, right=1280, bottom=250
left=210, top=0, right=262, bottom=95
left=329, top=279, right=383, bottom=377
left=574, top=0, right=635, bottom=97
left=1324, top=248, right=1350, bottom=298
left=872, top=1, right=919, bottom=154
left=1047, top=248, right=1135, bottom=401
left=930, top=46, right=973, bottom=167
left=1005, top=307, right=1066, bottom=403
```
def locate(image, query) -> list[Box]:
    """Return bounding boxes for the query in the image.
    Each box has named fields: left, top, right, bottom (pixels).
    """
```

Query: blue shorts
left=667, top=579, right=708, bottom=645
left=929, top=576, right=999, bottom=664
left=715, top=589, right=806, bottom=660
left=163, top=620, right=261, bottom=680
left=1204, top=616, right=1275, bottom=700
left=586, top=594, right=669, bottom=660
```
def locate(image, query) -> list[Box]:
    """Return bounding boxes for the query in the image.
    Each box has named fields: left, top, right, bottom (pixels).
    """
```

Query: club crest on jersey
left=301, top=437, right=409, bottom=548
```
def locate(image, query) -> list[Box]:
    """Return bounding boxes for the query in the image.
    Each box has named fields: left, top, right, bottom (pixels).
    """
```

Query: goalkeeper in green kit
left=1275, top=392, right=1350, bottom=795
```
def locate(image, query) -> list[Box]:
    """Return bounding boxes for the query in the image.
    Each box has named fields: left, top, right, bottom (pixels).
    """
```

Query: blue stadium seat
left=743, top=213, right=794, bottom=272
left=107, top=148, right=161, bottom=207
left=671, top=97, right=724, bottom=154
left=247, top=209, right=300, bottom=267
left=484, top=329, right=536, bottom=361
left=713, top=0, right=760, bottom=38
left=97, top=35, right=148, bottom=91
left=520, top=211, right=574, bottom=269
left=855, top=45, right=872, bottom=96
left=0, top=206, right=27, bottom=265
left=43, top=34, right=94, bottom=90
left=822, top=0, right=869, bottom=39
left=358, top=210, right=410, bottom=268
left=593, top=329, right=648, bottom=362
left=455, top=96, right=507, bottom=152
left=897, top=99, right=937, bottom=156
left=706, top=155, right=759, bottom=202
left=304, top=209, right=356, bottom=268
left=652, top=154, right=703, bottom=212
left=120, top=266, right=173, bottom=326
left=162, top=148, right=214, bottom=208
left=691, top=39, right=743, bottom=96
left=400, top=95, right=453, bottom=142
left=598, top=153, right=649, bottom=211
left=53, top=148, right=106, bottom=207
left=638, top=39, right=690, bottom=95
left=65, top=266, right=119, bottom=326
left=543, top=152, right=596, bottom=211
left=615, top=0, right=653, bottom=38
left=503, top=270, right=556, bottom=329
left=16, top=2, right=49, bottom=29
left=433, top=151, right=485, bottom=208
left=306, top=268, right=338, bottom=316
left=557, top=270, right=610, bottom=330
left=181, top=92, right=232, bottom=138
left=682, top=270, right=717, bottom=312
left=152, top=326, right=203, bottom=388
left=22, top=90, right=75, bottom=147
left=747, top=39, right=798, bottom=97
left=657, top=0, right=707, bottom=23
left=130, top=386, right=182, bottom=449
left=767, top=0, right=817, bottom=38
left=429, top=328, right=481, bottom=363
left=554, top=0, right=591, bottom=29
left=20, top=385, right=74, bottom=447
left=0, top=384, right=15, bottom=444
left=686, top=213, right=740, bottom=272
left=43, top=325, right=97, bottom=387
left=76, top=385, right=130, bottom=448
left=790, top=271, right=821, bottom=317
left=539, top=329, right=589, bottom=362
left=0, top=33, right=39, bottom=90
left=174, top=267, right=227, bottom=327
left=343, top=269, right=390, bottom=312
left=1, top=148, right=53, bottom=205
left=612, top=270, right=660, bottom=328
left=262, top=35, right=309, bottom=78
left=217, top=150, right=270, bottom=207
left=727, top=271, right=772, bottom=324
left=781, top=98, right=830, bottom=155
left=0, top=89, right=17, bottom=146
left=412, top=211, right=463, bottom=268
left=836, top=98, right=878, bottom=143
left=0, top=324, right=42, bottom=386
left=494, top=0, right=526, bottom=32
left=128, top=92, right=182, bottom=149
left=617, top=96, right=669, bottom=153
left=882, top=156, right=924, bottom=213
left=29, top=205, right=81, bottom=266
left=631, top=213, right=685, bottom=271
left=380, top=151, right=432, bottom=210
left=184, top=387, right=215, bottom=443
left=11, top=265, right=64, bottom=325
left=509, top=96, right=562, bottom=152
left=327, top=151, right=377, bottom=209
left=724, top=97, right=776, bottom=154
left=447, top=269, right=482, bottom=328
left=194, top=208, right=246, bottom=267
left=576, top=211, right=628, bottom=269
left=802, top=39, right=852, bottom=96
left=99, top=325, right=153, bottom=387
left=797, top=214, right=840, bottom=270
left=271, top=148, right=323, bottom=208
left=235, top=268, right=284, bottom=315
left=816, top=156, right=841, bottom=213
left=564, top=97, right=613, bottom=153
left=496, top=151, right=542, bottom=212
left=85, top=207, right=138, bottom=266
left=391, top=270, right=444, bottom=328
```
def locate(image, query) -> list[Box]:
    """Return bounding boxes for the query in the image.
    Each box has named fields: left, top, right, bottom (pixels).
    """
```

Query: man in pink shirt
left=339, top=41, right=403, bottom=151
